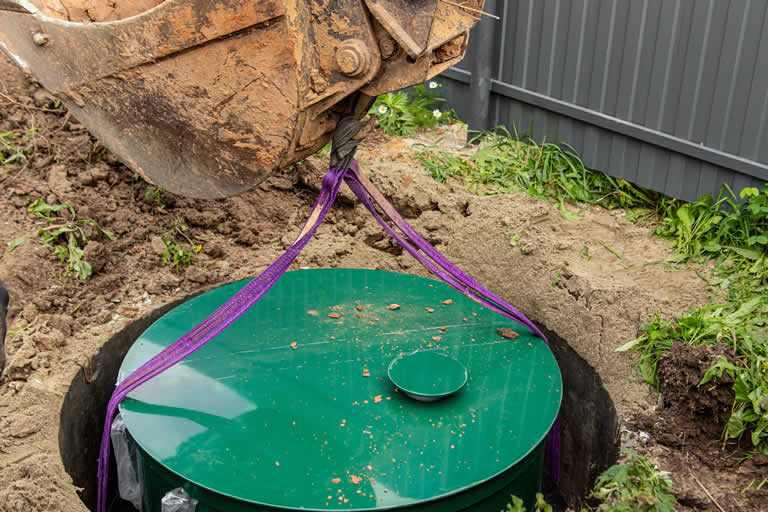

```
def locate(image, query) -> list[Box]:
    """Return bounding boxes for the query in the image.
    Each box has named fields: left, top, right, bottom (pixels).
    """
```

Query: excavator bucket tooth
left=0, top=0, right=484, bottom=198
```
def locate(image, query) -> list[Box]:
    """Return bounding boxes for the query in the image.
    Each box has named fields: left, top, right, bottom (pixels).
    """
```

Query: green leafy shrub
left=370, top=81, right=456, bottom=136
left=589, top=452, right=676, bottom=512
left=620, top=184, right=768, bottom=453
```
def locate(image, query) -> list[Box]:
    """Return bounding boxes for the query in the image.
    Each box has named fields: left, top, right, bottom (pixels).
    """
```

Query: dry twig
left=439, top=1, right=500, bottom=20
left=688, top=469, right=726, bottom=512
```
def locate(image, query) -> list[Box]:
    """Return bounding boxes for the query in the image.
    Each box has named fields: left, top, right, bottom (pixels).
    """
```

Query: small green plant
left=588, top=452, right=676, bottom=512
left=162, top=236, right=195, bottom=271
left=10, top=199, right=114, bottom=279
left=145, top=185, right=167, bottom=209
left=370, top=81, right=456, bottom=136
left=503, top=493, right=552, bottom=512
left=1, top=131, right=30, bottom=168
left=161, top=215, right=200, bottom=271
left=551, top=269, right=561, bottom=288
left=6, top=321, right=37, bottom=343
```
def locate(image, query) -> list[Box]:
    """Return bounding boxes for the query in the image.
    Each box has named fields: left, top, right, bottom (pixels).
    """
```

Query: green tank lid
left=118, top=269, right=561, bottom=510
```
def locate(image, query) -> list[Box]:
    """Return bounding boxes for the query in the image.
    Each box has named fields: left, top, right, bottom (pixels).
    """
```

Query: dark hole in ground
left=59, top=297, right=619, bottom=511
left=538, top=323, right=621, bottom=510
left=59, top=296, right=195, bottom=512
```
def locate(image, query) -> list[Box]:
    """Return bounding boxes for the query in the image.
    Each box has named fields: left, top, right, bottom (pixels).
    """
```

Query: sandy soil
left=1, top=53, right=765, bottom=511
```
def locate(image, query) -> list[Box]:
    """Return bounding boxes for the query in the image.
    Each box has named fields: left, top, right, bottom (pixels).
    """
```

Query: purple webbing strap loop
left=343, top=161, right=560, bottom=483
left=96, top=167, right=349, bottom=512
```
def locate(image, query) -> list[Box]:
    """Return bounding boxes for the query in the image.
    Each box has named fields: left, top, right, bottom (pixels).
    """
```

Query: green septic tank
left=118, top=269, right=562, bottom=512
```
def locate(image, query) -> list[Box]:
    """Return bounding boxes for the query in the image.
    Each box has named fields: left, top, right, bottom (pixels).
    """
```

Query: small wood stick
left=689, top=469, right=726, bottom=512
left=439, top=0, right=500, bottom=20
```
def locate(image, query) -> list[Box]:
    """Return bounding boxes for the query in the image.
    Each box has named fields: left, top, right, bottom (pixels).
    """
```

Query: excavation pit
left=60, top=269, right=618, bottom=511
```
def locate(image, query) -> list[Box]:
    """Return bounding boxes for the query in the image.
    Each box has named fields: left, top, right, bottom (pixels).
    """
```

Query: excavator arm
left=0, top=0, right=485, bottom=198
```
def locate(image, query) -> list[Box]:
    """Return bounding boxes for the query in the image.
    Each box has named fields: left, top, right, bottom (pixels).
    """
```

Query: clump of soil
left=630, top=342, right=768, bottom=510
left=657, top=342, right=736, bottom=449
left=632, top=342, right=762, bottom=461
left=32, top=0, right=162, bottom=22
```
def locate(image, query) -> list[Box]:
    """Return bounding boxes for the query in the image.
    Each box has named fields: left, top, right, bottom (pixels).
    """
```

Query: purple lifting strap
left=97, top=161, right=560, bottom=512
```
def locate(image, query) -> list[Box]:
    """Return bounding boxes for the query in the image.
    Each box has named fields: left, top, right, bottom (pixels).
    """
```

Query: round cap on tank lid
left=388, top=350, right=468, bottom=402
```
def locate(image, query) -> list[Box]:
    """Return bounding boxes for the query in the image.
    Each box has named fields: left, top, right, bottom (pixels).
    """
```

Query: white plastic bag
left=161, top=488, right=198, bottom=512
left=110, top=414, right=144, bottom=511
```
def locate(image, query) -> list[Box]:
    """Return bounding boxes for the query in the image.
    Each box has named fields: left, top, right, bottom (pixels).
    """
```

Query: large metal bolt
left=336, top=39, right=370, bottom=78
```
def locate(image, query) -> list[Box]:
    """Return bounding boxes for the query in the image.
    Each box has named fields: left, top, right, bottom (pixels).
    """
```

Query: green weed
left=655, top=185, right=767, bottom=274
left=370, top=82, right=456, bottom=137
left=588, top=452, right=676, bottom=512
left=10, top=199, right=114, bottom=279
left=145, top=185, right=167, bottom=209
left=503, top=493, right=552, bottom=512
left=161, top=216, right=200, bottom=272
left=162, top=236, right=195, bottom=271
left=0, top=131, right=30, bottom=169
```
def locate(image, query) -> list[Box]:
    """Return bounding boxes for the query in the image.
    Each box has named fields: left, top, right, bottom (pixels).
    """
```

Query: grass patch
left=417, top=127, right=661, bottom=212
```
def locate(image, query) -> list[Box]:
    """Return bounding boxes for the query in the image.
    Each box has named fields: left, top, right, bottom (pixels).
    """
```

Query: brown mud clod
left=496, top=328, right=519, bottom=340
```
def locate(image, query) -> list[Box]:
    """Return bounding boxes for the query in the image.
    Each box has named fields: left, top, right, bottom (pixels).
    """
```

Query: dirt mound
left=31, top=0, right=162, bottom=22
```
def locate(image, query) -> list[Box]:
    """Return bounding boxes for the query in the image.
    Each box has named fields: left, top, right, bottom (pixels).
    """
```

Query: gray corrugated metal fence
left=439, top=0, right=768, bottom=202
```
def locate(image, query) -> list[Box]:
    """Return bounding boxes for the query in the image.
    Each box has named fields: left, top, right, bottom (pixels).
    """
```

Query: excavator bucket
left=0, top=0, right=485, bottom=198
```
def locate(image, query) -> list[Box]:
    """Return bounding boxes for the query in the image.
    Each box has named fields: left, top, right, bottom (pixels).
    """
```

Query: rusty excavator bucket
left=0, top=0, right=485, bottom=198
